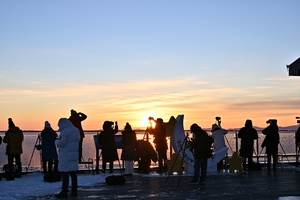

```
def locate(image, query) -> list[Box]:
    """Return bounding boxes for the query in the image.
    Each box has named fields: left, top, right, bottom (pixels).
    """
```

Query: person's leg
left=192, top=158, right=201, bottom=182
left=102, top=159, right=106, bottom=172
left=109, top=161, right=113, bottom=173
left=128, top=160, right=134, bottom=174
left=48, top=160, right=53, bottom=173
left=267, top=154, right=271, bottom=170
left=42, top=161, right=47, bottom=174
left=15, top=154, right=21, bottom=174
left=70, top=171, right=78, bottom=196
left=272, top=153, right=277, bottom=170
left=242, top=158, right=247, bottom=171
left=7, top=154, right=14, bottom=174
left=55, top=172, right=69, bottom=198
left=199, top=158, right=207, bottom=183
left=248, top=156, right=253, bottom=171
left=124, top=160, right=130, bottom=174
left=53, top=159, right=58, bottom=171
left=79, top=139, right=83, bottom=162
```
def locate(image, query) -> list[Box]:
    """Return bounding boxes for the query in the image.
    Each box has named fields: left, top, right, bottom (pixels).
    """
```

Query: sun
left=138, top=112, right=159, bottom=129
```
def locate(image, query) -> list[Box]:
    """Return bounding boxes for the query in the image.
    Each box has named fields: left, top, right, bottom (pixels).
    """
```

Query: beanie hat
left=8, top=118, right=15, bottom=128
left=45, top=121, right=51, bottom=128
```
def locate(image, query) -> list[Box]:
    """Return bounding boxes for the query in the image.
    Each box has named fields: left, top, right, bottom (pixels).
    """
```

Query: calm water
left=0, top=130, right=298, bottom=171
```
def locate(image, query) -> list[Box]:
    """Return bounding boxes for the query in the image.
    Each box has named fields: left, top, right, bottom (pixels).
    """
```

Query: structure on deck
left=287, top=57, right=300, bottom=76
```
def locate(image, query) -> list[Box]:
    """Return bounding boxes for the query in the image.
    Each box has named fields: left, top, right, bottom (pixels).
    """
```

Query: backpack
left=201, top=134, right=214, bottom=158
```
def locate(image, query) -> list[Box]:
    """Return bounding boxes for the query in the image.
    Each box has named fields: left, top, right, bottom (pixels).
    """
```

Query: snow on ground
left=0, top=172, right=106, bottom=200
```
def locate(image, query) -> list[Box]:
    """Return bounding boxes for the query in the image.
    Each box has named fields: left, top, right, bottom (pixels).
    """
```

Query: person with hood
left=148, top=117, right=168, bottom=173
left=121, top=122, right=137, bottom=176
left=97, top=121, right=119, bottom=173
left=69, top=109, right=87, bottom=162
left=238, top=119, right=258, bottom=171
left=211, top=123, right=228, bottom=170
left=55, top=118, right=80, bottom=198
left=261, top=120, right=280, bottom=170
left=3, top=118, right=24, bottom=180
left=189, top=123, right=212, bottom=185
left=40, top=121, right=58, bottom=174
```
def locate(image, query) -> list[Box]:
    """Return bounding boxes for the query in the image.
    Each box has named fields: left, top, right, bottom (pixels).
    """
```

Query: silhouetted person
left=69, top=109, right=87, bottom=162
left=3, top=118, right=24, bottom=180
left=211, top=123, right=228, bottom=171
left=238, top=119, right=258, bottom=171
left=148, top=117, right=168, bottom=173
left=189, top=123, right=211, bottom=185
left=121, top=122, right=137, bottom=176
left=41, top=121, right=58, bottom=174
left=55, top=118, right=80, bottom=198
left=262, top=120, right=279, bottom=170
left=98, top=121, right=119, bottom=173
left=296, top=126, right=300, bottom=151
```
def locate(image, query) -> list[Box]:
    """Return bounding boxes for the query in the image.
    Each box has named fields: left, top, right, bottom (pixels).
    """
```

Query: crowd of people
left=0, top=113, right=299, bottom=198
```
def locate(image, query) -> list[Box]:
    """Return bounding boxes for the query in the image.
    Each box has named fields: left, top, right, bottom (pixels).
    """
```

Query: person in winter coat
left=69, top=109, right=87, bottom=162
left=188, top=123, right=211, bottom=185
left=98, top=121, right=119, bottom=173
left=238, top=119, right=258, bottom=171
left=261, top=120, right=280, bottom=170
left=3, top=118, right=24, bottom=180
left=121, top=122, right=137, bottom=176
left=55, top=118, right=80, bottom=198
left=211, top=123, right=228, bottom=170
left=148, top=117, right=168, bottom=173
left=41, top=121, right=58, bottom=174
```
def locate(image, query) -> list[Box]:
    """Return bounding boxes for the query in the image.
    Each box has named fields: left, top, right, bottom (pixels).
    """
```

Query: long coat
left=3, top=126, right=24, bottom=155
left=41, top=128, right=58, bottom=161
left=262, top=125, right=280, bottom=155
left=98, top=126, right=119, bottom=162
left=238, top=127, right=258, bottom=157
left=121, top=130, right=137, bottom=160
left=55, top=118, right=80, bottom=172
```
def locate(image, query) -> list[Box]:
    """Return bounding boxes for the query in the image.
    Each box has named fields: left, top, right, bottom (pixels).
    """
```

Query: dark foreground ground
left=28, top=166, right=300, bottom=200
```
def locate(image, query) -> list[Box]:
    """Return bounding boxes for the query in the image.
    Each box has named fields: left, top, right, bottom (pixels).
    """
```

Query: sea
left=0, top=129, right=298, bottom=172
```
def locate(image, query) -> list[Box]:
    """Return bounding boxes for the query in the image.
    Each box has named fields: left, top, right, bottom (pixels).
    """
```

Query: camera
left=148, top=117, right=154, bottom=120
left=266, top=119, right=277, bottom=124
left=215, top=116, right=221, bottom=121
left=296, top=116, right=300, bottom=124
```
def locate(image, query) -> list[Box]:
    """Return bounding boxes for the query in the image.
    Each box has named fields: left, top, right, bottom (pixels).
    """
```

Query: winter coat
left=261, top=125, right=279, bottom=155
left=238, top=127, right=258, bottom=157
left=211, top=128, right=227, bottom=151
left=55, top=118, right=80, bottom=172
left=3, top=126, right=24, bottom=155
left=121, top=130, right=137, bottom=160
left=41, top=128, right=58, bottom=161
left=98, top=125, right=119, bottom=162
left=69, top=113, right=87, bottom=139
left=150, top=123, right=167, bottom=152
left=190, top=129, right=211, bottom=159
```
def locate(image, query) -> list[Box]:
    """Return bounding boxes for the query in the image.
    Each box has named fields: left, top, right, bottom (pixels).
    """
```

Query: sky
left=1, top=1, right=300, bottom=131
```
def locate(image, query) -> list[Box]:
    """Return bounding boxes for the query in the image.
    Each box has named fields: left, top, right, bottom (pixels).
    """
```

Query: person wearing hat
left=238, top=119, right=258, bottom=171
left=69, top=109, right=87, bottom=163
left=3, top=118, right=24, bottom=180
left=211, top=123, right=228, bottom=171
left=148, top=117, right=168, bottom=173
left=40, top=121, right=58, bottom=174
left=97, top=120, right=119, bottom=173
left=121, top=122, right=137, bottom=176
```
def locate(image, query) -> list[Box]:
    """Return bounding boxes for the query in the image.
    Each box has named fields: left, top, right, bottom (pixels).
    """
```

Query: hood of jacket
left=58, top=118, right=74, bottom=131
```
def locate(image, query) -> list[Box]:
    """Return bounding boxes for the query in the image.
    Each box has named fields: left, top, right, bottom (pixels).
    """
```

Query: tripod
left=27, top=134, right=42, bottom=171
left=165, top=134, right=189, bottom=186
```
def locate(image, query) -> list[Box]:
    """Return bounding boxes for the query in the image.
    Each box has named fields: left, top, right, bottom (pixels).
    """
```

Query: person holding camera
left=238, top=119, right=258, bottom=171
left=69, top=109, right=87, bottom=163
left=40, top=121, right=58, bottom=174
left=148, top=117, right=168, bottom=173
left=98, top=121, right=119, bottom=173
left=188, top=123, right=212, bottom=185
left=261, top=120, right=280, bottom=170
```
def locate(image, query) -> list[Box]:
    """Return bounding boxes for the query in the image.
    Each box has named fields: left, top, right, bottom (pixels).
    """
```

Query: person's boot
left=71, top=190, right=77, bottom=197
left=55, top=191, right=68, bottom=198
